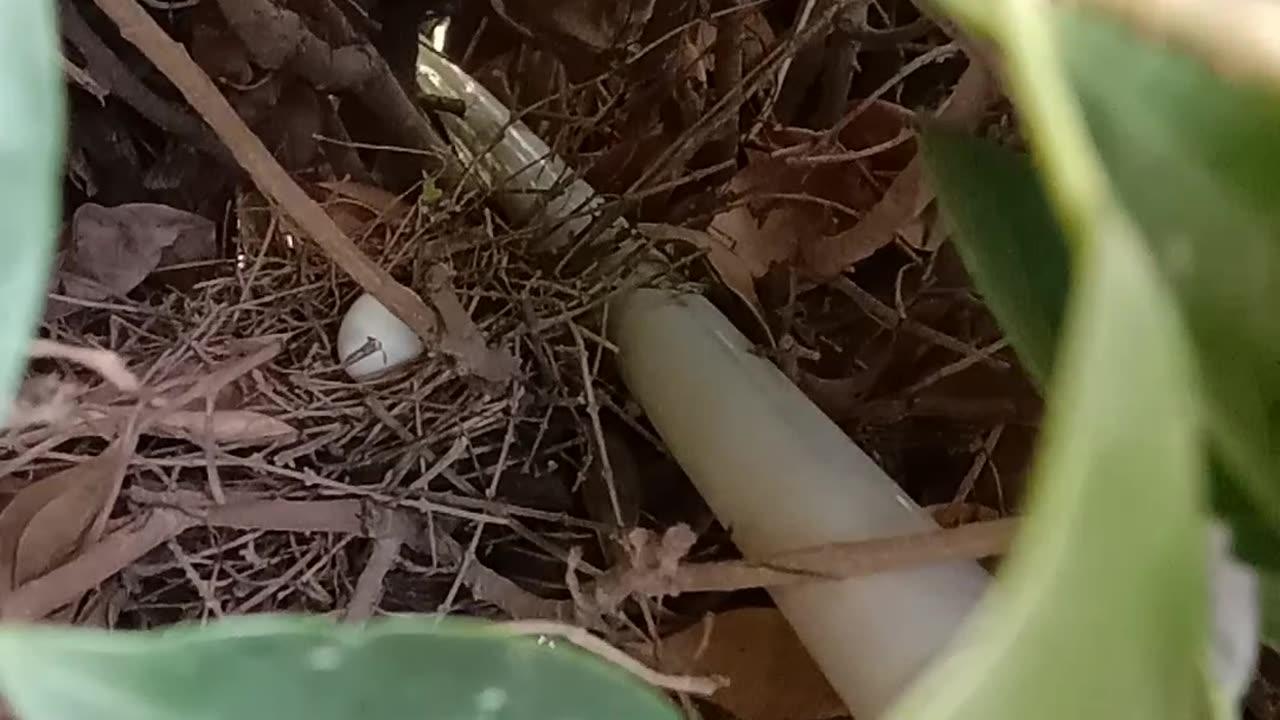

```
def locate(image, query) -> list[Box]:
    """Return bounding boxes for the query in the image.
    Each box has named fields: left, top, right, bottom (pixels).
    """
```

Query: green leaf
left=922, top=128, right=1070, bottom=386
left=1210, top=454, right=1280, bottom=569
left=1261, top=572, right=1280, bottom=650
left=0, top=616, right=680, bottom=720
left=887, top=211, right=1208, bottom=719
left=1058, top=7, right=1280, bottom=530
left=0, top=0, right=63, bottom=420
left=924, top=129, right=1278, bottom=566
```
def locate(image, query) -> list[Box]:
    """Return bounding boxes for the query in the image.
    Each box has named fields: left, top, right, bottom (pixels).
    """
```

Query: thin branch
left=605, top=517, right=1018, bottom=597
left=345, top=536, right=403, bottom=622
left=4, top=491, right=567, bottom=621
left=708, top=0, right=745, bottom=171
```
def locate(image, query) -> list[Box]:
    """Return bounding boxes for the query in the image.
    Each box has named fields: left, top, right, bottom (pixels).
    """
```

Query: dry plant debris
left=630, top=607, right=849, bottom=720
left=18, top=0, right=1047, bottom=714
left=62, top=203, right=217, bottom=305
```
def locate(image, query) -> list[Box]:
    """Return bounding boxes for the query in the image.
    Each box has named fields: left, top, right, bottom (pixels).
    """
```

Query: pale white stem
left=417, top=49, right=990, bottom=718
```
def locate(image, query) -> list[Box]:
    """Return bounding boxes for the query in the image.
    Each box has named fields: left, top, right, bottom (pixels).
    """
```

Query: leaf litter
left=18, top=0, right=1049, bottom=715
left=56, top=203, right=217, bottom=306
left=0, top=431, right=136, bottom=602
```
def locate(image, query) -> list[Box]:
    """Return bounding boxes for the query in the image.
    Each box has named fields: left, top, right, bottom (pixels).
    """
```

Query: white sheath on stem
left=417, top=48, right=990, bottom=718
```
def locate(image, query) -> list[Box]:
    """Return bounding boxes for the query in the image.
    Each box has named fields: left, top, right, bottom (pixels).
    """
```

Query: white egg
left=337, top=292, right=425, bottom=380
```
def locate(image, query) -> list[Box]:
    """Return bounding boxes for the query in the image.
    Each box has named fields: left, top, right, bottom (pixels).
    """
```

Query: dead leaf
left=319, top=180, right=413, bottom=239
left=928, top=502, right=1002, bottom=528
left=682, top=19, right=714, bottom=87
left=741, top=9, right=776, bottom=70
left=494, top=0, right=655, bottom=57
left=709, top=100, right=915, bottom=285
left=585, top=129, right=673, bottom=196
left=79, top=408, right=298, bottom=445
left=75, top=579, right=125, bottom=628
left=0, top=435, right=135, bottom=603
left=638, top=222, right=765, bottom=315
left=639, top=607, right=847, bottom=720
left=152, top=410, right=299, bottom=444
left=801, top=62, right=996, bottom=278
left=318, top=180, right=410, bottom=223
left=799, top=159, right=927, bottom=277
left=66, top=202, right=216, bottom=298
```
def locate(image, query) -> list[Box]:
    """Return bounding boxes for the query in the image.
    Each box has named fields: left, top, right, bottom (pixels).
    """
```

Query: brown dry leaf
left=77, top=409, right=297, bottom=445
left=710, top=100, right=915, bottom=284
left=324, top=203, right=372, bottom=237
left=151, top=410, right=299, bottom=445
left=644, top=607, right=847, bottom=720
left=801, top=63, right=996, bottom=278
left=318, top=180, right=410, bottom=223
left=584, top=129, right=673, bottom=196
left=929, top=502, right=1003, bottom=528
left=319, top=180, right=407, bottom=238
left=741, top=9, right=777, bottom=70
left=0, top=435, right=135, bottom=601
left=494, top=0, right=655, bottom=57
left=798, top=159, right=928, bottom=277
left=683, top=19, right=714, bottom=87
left=638, top=223, right=765, bottom=318
left=65, top=202, right=216, bottom=299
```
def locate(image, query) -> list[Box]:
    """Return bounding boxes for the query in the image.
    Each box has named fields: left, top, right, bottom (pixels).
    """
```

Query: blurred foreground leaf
left=0, top=0, right=63, bottom=420
left=886, top=204, right=1206, bottom=720
left=1060, top=8, right=1280, bottom=532
left=0, top=616, right=679, bottom=720
left=922, top=128, right=1069, bottom=386
left=1262, top=573, right=1280, bottom=649
left=893, top=1, right=1210, bottom=717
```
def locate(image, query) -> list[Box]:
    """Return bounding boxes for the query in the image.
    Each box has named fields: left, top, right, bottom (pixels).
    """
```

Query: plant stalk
left=416, top=48, right=990, bottom=718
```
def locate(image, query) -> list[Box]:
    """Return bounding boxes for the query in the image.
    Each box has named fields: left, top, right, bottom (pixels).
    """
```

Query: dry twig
left=597, top=517, right=1016, bottom=598
left=3, top=490, right=571, bottom=621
